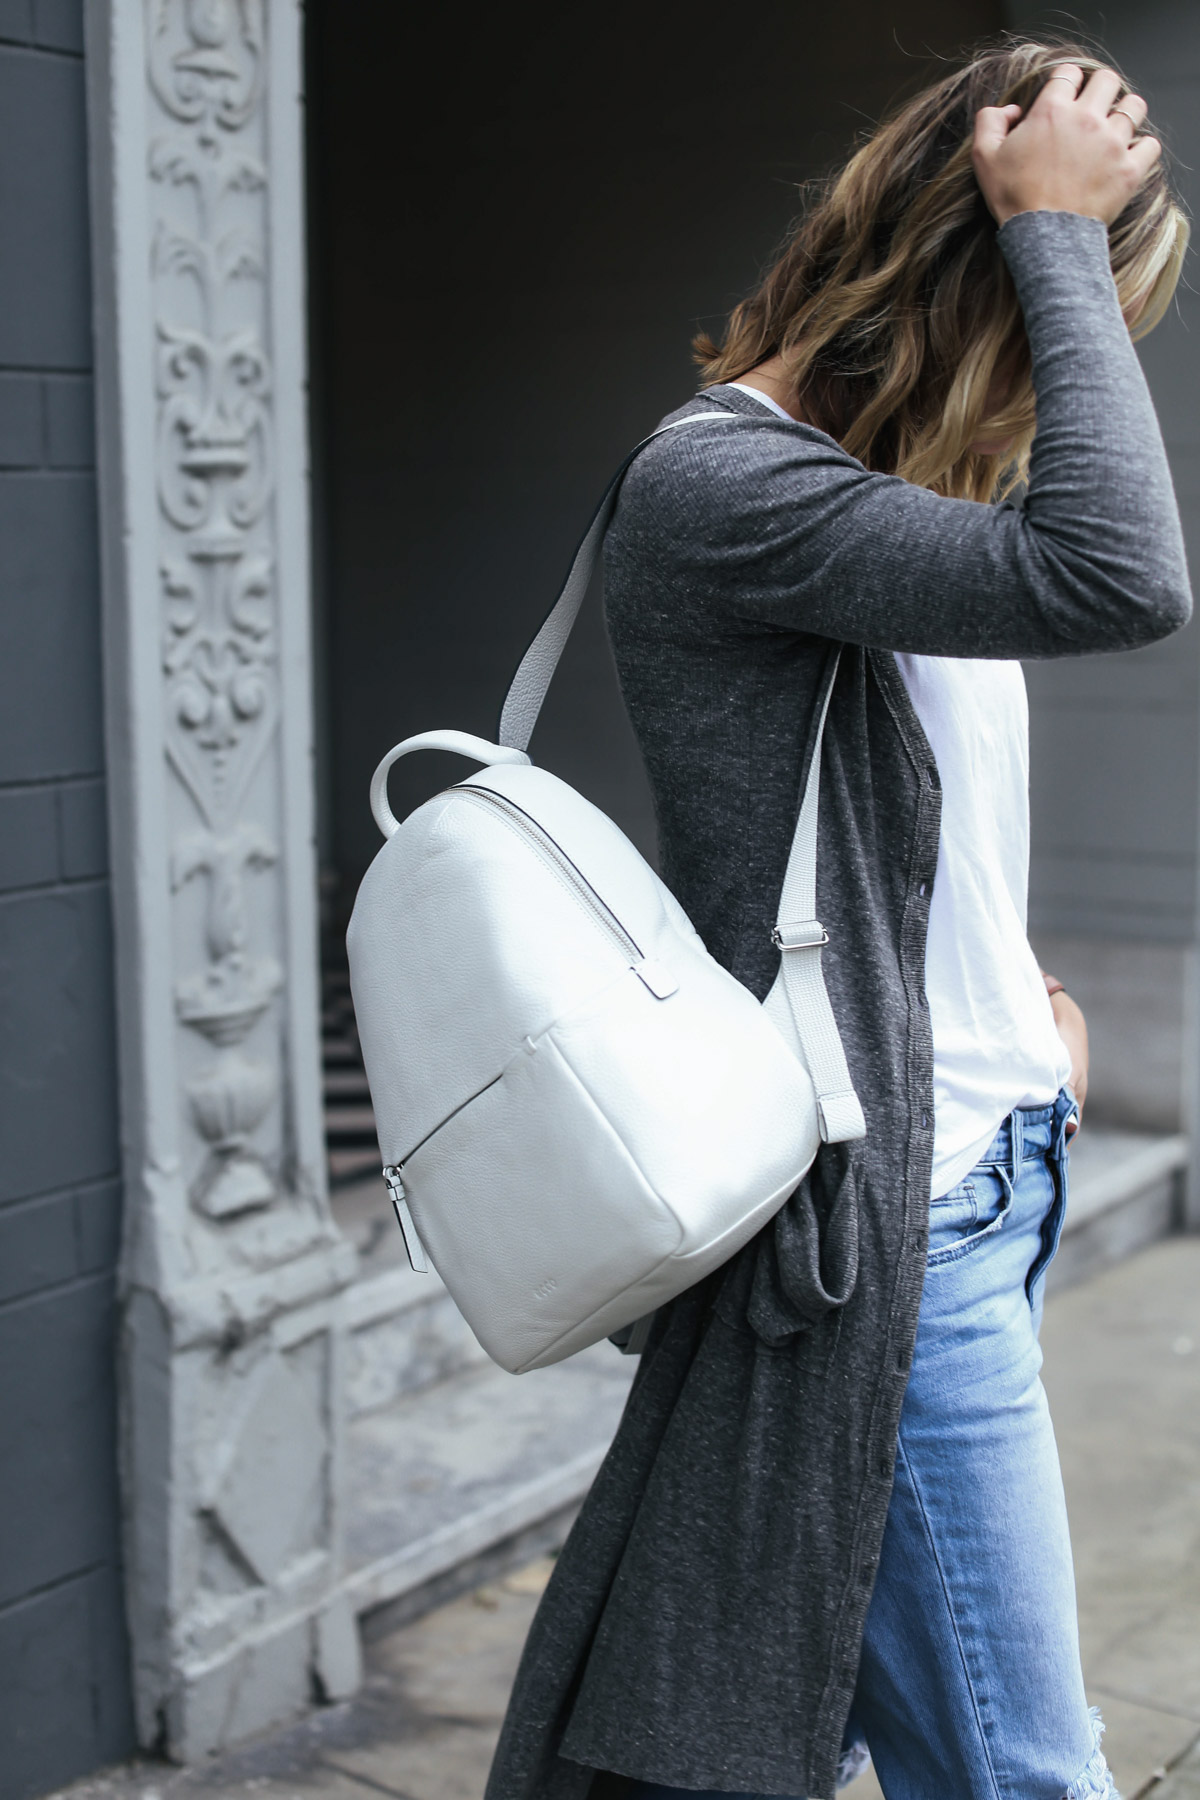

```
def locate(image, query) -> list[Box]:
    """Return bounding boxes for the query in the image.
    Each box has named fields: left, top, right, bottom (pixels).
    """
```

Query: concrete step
left=342, top=1340, right=636, bottom=1621
left=347, top=1265, right=485, bottom=1417
left=1051, top=1124, right=1188, bottom=1292
left=332, top=1162, right=636, bottom=1627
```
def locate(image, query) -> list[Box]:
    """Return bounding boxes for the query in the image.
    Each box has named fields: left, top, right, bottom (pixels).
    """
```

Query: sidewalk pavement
left=55, top=1236, right=1200, bottom=1800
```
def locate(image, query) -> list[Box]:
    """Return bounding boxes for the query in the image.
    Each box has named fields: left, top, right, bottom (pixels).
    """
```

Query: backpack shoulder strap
left=497, top=411, right=739, bottom=752
left=767, top=649, right=866, bottom=1143
left=498, top=410, right=864, bottom=1144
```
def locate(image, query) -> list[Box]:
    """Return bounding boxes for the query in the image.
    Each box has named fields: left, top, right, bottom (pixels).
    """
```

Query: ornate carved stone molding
left=86, top=0, right=359, bottom=1757
left=151, top=0, right=281, bottom=1220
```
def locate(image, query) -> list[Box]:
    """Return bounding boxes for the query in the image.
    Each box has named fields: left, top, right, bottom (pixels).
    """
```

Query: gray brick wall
left=0, top=4, right=135, bottom=1793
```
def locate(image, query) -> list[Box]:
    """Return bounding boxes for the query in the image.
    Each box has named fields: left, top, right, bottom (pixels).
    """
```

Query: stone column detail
left=86, top=0, right=360, bottom=1758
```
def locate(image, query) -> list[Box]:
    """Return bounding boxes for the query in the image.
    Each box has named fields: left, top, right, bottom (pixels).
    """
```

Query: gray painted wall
left=0, top=3, right=135, bottom=1792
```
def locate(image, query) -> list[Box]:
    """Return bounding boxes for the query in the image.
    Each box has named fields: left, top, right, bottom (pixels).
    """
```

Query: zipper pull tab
left=382, top=1165, right=429, bottom=1274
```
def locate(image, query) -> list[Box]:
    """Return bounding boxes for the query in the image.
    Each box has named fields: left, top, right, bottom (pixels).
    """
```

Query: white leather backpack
left=347, top=413, right=865, bottom=1374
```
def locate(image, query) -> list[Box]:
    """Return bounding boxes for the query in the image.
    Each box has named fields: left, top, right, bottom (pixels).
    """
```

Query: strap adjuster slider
left=771, top=920, right=830, bottom=951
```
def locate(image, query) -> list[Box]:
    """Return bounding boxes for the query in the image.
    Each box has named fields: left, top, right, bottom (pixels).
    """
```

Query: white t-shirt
left=728, top=384, right=1070, bottom=1195
left=893, top=654, right=1069, bottom=1195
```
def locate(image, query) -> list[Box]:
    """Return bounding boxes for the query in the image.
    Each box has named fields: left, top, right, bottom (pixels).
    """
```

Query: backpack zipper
left=381, top=1067, right=505, bottom=1273
left=382, top=1166, right=428, bottom=1273
left=454, top=785, right=645, bottom=963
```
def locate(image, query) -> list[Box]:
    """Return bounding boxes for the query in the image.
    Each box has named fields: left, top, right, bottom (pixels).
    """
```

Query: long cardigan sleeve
left=613, top=210, right=1191, bottom=658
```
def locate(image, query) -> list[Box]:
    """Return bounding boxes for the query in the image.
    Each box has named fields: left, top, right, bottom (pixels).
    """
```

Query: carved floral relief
left=149, top=0, right=282, bottom=1217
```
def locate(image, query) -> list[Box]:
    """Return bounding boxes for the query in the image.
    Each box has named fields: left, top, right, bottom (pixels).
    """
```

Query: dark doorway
left=305, top=0, right=1006, bottom=921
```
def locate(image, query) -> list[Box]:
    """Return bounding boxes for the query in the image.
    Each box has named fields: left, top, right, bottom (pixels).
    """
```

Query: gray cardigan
left=485, top=211, right=1191, bottom=1800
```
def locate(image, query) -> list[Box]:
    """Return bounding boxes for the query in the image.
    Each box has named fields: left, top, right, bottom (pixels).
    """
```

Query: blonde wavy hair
left=695, top=37, right=1189, bottom=501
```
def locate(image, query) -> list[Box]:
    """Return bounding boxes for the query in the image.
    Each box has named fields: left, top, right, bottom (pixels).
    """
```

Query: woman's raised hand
left=973, top=63, right=1161, bottom=227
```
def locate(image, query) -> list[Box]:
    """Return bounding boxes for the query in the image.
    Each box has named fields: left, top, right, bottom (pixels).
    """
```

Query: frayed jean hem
left=834, top=1707, right=1118, bottom=1798
left=835, top=1741, right=871, bottom=1789
left=1065, top=1708, right=1120, bottom=1800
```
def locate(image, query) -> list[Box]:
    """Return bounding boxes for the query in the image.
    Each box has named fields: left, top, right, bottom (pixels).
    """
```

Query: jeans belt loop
left=1010, top=1105, right=1023, bottom=1182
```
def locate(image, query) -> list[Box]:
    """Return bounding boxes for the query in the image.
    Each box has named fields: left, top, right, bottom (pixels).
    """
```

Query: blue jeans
left=627, top=1089, right=1117, bottom=1800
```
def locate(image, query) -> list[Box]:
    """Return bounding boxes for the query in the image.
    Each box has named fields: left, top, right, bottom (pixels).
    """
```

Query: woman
left=486, top=38, right=1191, bottom=1800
